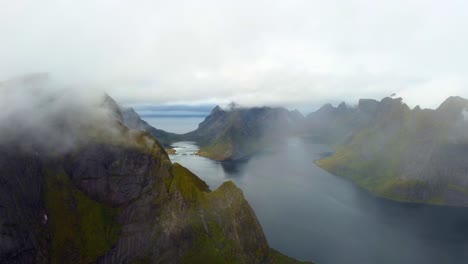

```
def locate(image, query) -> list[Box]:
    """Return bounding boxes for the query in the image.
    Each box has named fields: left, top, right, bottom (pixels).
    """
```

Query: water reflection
left=220, top=160, right=248, bottom=174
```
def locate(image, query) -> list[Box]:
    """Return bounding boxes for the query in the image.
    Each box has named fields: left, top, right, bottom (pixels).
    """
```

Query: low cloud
left=1, top=1, right=468, bottom=109
left=0, top=74, right=120, bottom=154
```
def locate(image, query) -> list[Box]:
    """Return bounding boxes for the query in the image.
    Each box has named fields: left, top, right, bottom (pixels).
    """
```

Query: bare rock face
left=0, top=149, right=46, bottom=263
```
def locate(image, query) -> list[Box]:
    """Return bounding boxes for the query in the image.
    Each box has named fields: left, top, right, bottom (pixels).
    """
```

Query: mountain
left=304, top=98, right=407, bottom=144
left=0, top=78, right=311, bottom=263
left=120, top=106, right=180, bottom=147
left=118, top=95, right=468, bottom=207
left=119, top=104, right=304, bottom=161
left=181, top=105, right=304, bottom=160
left=315, top=96, right=468, bottom=206
left=304, top=101, right=356, bottom=144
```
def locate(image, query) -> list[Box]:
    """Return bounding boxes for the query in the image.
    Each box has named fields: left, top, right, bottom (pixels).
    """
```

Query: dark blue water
left=169, top=139, right=468, bottom=264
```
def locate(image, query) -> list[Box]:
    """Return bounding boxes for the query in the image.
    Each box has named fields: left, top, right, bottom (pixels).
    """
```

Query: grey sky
left=1, top=0, right=468, bottom=109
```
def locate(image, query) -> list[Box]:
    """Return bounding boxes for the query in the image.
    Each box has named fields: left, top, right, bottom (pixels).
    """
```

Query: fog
left=0, top=74, right=123, bottom=154
left=1, top=1, right=468, bottom=109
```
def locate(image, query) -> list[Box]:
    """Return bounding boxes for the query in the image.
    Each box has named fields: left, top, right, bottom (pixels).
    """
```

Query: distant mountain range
left=132, top=96, right=468, bottom=206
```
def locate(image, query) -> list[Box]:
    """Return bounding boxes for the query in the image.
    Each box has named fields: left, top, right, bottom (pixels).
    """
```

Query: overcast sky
left=1, top=0, right=468, bottom=110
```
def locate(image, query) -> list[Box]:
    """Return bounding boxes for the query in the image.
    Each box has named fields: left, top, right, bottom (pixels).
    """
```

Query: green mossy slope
left=44, top=168, right=121, bottom=264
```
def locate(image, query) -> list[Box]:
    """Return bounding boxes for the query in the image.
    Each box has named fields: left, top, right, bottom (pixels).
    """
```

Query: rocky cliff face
left=315, top=96, right=468, bottom=206
left=181, top=105, right=304, bottom=160
left=0, top=78, right=310, bottom=263
left=0, top=133, right=282, bottom=264
left=0, top=147, right=46, bottom=263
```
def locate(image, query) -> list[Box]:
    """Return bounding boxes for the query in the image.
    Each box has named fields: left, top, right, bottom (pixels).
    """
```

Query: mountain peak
left=290, top=109, right=305, bottom=120
left=316, top=103, right=336, bottom=115
left=358, top=99, right=379, bottom=113
left=101, top=94, right=124, bottom=122
left=337, top=102, right=348, bottom=112
left=211, top=105, right=224, bottom=114
left=437, top=96, right=468, bottom=113
left=380, top=96, right=403, bottom=104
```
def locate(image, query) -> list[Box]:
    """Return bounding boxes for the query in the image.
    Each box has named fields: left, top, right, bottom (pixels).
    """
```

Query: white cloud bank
left=0, top=74, right=118, bottom=154
left=1, top=0, right=467, bottom=109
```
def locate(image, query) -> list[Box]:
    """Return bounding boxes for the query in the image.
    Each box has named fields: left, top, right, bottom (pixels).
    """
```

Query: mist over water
left=169, top=139, right=468, bottom=264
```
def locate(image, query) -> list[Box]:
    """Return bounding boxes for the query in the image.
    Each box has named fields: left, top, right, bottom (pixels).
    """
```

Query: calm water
left=169, top=140, right=468, bottom=264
